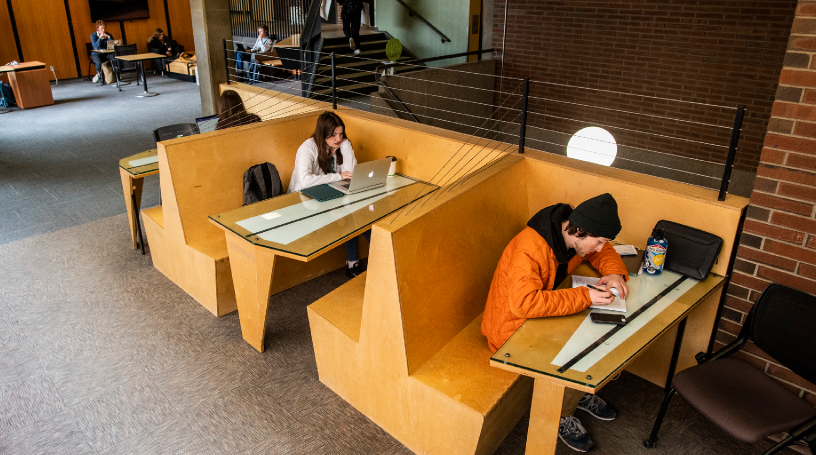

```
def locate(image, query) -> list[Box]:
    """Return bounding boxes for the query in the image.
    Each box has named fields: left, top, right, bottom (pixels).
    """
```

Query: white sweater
left=287, top=138, right=357, bottom=193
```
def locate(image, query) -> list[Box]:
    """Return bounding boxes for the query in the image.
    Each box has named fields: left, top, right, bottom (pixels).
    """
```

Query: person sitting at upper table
left=481, top=193, right=630, bottom=453
left=288, top=112, right=368, bottom=278
left=147, top=28, right=180, bottom=74
left=215, top=90, right=261, bottom=130
left=90, top=20, right=116, bottom=86
left=235, top=24, right=273, bottom=84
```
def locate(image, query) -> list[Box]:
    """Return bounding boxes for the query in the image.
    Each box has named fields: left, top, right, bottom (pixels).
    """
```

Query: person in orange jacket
left=482, top=193, right=629, bottom=453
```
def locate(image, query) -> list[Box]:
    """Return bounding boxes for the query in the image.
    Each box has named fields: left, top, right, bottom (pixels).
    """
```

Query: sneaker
left=349, top=37, right=356, bottom=51
left=92, top=73, right=99, bottom=83
left=577, top=394, right=617, bottom=421
left=345, top=262, right=365, bottom=278
left=558, top=416, right=594, bottom=452
left=353, top=49, right=361, bottom=55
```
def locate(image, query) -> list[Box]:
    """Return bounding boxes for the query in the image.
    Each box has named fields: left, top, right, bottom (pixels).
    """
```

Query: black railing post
left=331, top=52, right=337, bottom=109
left=223, top=38, right=230, bottom=84
left=518, top=77, right=530, bottom=154
left=718, top=105, right=745, bottom=201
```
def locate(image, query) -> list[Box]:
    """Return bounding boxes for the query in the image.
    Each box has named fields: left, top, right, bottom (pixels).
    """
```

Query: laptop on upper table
left=106, top=40, right=123, bottom=50
left=329, top=158, right=392, bottom=194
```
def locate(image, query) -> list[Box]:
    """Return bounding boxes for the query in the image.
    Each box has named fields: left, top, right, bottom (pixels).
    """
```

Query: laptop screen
left=195, top=115, right=220, bottom=134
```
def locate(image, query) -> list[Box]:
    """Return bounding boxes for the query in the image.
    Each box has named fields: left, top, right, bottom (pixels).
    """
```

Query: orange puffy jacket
left=481, top=227, right=629, bottom=352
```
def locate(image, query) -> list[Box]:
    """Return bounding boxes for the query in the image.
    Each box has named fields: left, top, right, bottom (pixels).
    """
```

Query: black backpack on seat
left=243, top=162, right=284, bottom=205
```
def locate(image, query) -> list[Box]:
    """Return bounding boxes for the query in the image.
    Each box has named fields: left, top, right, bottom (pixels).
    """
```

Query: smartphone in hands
left=590, top=312, right=626, bottom=326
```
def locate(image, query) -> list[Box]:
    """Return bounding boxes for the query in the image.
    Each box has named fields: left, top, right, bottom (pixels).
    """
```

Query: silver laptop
left=330, top=158, right=392, bottom=194
left=106, top=40, right=123, bottom=50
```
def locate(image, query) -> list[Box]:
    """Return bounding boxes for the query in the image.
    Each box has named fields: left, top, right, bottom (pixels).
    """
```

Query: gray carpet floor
left=0, top=213, right=803, bottom=455
left=0, top=76, right=202, bottom=245
left=0, top=75, right=805, bottom=455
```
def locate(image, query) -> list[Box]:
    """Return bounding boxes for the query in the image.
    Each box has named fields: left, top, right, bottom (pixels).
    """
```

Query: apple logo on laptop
left=368, top=171, right=374, bottom=178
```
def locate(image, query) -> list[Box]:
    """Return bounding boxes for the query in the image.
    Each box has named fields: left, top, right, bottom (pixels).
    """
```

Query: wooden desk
left=115, top=53, right=166, bottom=97
left=119, top=149, right=160, bottom=254
left=0, top=61, right=54, bottom=109
left=490, top=264, right=725, bottom=454
left=209, top=176, right=437, bottom=352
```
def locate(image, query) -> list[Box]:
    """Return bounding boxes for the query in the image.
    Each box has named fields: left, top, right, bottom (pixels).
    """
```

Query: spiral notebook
left=571, top=275, right=627, bottom=312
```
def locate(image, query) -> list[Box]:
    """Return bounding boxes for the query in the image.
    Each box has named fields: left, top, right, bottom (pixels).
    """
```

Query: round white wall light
left=566, top=127, right=617, bottom=166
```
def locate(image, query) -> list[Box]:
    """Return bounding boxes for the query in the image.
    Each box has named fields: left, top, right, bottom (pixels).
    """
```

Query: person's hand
left=588, top=286, right=615, bottom=305
left=596, top=274, right=629, bottom=299
left=166, top=52, right=172, bottom=56
left=341, top=171, right=353, bottom=179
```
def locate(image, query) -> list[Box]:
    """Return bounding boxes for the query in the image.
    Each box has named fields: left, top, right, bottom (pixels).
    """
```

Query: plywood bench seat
left=190, top=232, right=229, bottom=262
left=308, top=272, right=366, bottom=343
left=142, top=205, right=164, bottom=229
left=410, top=314, right=527, bottom=416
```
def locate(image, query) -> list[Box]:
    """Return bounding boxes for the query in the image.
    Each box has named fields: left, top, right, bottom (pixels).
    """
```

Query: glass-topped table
left=209, top=175, right=438, bottom=352
left=119, top=149, right=160, bottom=253
left=210, top=175, right=434, bottom=259
left=489, top=263, right=725, bottom=454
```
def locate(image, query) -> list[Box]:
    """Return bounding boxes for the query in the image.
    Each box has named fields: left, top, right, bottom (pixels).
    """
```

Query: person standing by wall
left=90, top=20, right=116, bottom=85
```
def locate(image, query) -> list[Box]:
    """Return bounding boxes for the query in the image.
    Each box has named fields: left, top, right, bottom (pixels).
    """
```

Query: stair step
left=312, top=66, right=417, bottom=85
left=319, top=48, right=391, bottom=60
left=322, top=39, right=389, bottom=51
left=315, top=56, right=412, bottom=70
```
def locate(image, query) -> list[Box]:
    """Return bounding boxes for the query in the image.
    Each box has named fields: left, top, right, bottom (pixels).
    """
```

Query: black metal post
left=331, top=52, right=337, bottom=109
left=718, top=105, right=745, bottom=201
left=518, top=77, right=530, bottom=154
left=223, top=38, right=230, bottom=84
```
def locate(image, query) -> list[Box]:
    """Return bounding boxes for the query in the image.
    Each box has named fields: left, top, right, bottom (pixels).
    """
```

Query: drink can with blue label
left=643, top=227, right=667, bottom=275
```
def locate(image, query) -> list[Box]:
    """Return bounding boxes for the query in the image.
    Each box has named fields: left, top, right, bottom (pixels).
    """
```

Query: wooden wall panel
left=167, top=0, right=194, bottom=54
left=10, top=0, right=76, bottom=80
left=0, top=1, right=19, bottom=65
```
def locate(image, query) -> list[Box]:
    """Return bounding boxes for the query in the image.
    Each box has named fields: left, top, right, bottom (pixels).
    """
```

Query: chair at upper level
left=644, top=283, right=816, bottom=454
left=112, top=44, right=141, bottom=91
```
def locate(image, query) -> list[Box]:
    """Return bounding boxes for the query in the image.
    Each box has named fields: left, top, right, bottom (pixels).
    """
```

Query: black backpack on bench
left=243, top=162, right=284, bottom=205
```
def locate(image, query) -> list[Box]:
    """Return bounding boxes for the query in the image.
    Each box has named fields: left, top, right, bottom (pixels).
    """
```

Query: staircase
left=308, top=27, right=424, bottom=101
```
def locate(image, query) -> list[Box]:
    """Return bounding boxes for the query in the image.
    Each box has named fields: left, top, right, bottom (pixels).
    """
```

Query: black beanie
left=568, top=193, right=622, bottom=239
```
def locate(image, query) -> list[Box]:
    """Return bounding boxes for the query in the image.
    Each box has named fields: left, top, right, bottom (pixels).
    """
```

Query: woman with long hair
left=215, top=90, right=261, bottom=130
left=288, top=111, right=368, bottom=277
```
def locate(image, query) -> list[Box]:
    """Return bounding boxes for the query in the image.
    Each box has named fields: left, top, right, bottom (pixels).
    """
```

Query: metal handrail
left=394, top=0, right=451, bottom=43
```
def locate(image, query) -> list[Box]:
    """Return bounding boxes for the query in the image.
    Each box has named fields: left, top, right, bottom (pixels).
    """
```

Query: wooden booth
left=307, top=149, right=747, bottom=454
left=142, top=83, right=747, bottom=454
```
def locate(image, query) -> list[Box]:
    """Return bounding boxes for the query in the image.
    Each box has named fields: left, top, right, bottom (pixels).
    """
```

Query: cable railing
left=218, top=42, right=747, bottom=203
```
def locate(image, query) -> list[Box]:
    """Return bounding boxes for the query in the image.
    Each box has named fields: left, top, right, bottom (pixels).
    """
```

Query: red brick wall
left=718, top=0, right=816, bottom=404
left=492, top=1, right=796, bottom=172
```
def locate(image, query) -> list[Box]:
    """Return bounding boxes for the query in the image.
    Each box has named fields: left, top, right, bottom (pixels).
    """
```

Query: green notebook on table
left=301, top=184, right=345, bottom=202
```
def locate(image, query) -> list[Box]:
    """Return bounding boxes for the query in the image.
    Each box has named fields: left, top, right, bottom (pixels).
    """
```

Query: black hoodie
left=527, top=203, right=576, bottom=286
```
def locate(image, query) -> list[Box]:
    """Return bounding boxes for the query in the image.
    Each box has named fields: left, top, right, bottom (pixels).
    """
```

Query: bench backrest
left=157, top=103, right=507, bottom=247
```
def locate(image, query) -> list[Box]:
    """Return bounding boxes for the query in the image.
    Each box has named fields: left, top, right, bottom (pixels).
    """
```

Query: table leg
left=663, top=317, right=687, bottom=390
left=137, top=61, right=158, bottom=97
left=526, top=379, right=567, bottom=455
left=120, top=168, right=144, bottom=250
left=224, top=231, right=276, bottom=352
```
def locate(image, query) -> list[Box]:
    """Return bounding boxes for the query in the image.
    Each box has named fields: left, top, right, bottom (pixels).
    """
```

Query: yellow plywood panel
left=523, top=150, right=746, bottom=277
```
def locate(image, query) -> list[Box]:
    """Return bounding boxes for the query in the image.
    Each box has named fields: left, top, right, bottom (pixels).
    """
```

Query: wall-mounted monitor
left=89, top=0, right=150, bottom=22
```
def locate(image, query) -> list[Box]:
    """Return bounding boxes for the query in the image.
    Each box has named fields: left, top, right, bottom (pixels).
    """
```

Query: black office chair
left=112, top=44, right=141, bottom=91
left=152, top=123, right=198, bottom=144
left=85, top=43, right=95, bottom=81
left=644, top=283, right=816, bottom=454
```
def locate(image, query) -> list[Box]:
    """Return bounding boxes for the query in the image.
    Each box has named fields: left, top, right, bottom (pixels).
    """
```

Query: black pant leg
left=350, top=14, right=361, bottom=48
left=91, top=53, right=104, bottom=74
